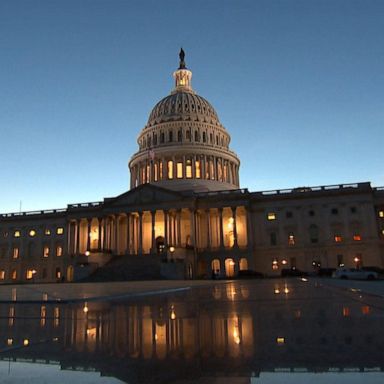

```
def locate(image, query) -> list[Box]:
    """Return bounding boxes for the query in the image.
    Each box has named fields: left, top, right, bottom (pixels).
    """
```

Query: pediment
left=105, top=184, right=183, bottom=208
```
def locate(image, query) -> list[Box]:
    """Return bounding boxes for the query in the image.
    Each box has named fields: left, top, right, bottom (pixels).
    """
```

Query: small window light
left=7, top=338, right=13, bottom=346
left=276, top=337, right=285, bottom=345
left=29, top=230, right=36, bottom=237
left=23, top=339, right=29, bottom=346
left=379, top=210, right=384, bottom=218
left=45, top=229, right=51, bottom=235
left=334, top=235, right=343, bottom=243
left=14, top=230, right=21, bottom=238
left=267, top=212, right=276, bottom=221
left=353, top=234, right=362, bottom=241
left=56, top=227, right=64, bottom=235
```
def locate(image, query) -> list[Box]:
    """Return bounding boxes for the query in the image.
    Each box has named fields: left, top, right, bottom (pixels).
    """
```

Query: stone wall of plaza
left=0, top=181, right=384, bottom=283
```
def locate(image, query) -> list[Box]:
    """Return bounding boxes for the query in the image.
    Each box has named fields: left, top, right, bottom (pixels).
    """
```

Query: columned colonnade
left=67, top=205, right=250, bottom=257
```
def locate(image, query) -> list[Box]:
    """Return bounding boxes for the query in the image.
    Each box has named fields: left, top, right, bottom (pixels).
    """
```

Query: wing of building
left=1, top=51, right=384, bottom=283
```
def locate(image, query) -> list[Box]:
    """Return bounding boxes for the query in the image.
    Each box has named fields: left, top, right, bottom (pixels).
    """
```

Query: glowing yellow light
left=229, top=260, right=235, bottom=266
left=277, top=337, right=285, bottom=345
left=354, top=257, right=360, bottom=263
left=169, top=246, right=175, bottom=253
left=7, top=338, right=13, bottom=346
left=85, top=251, right=90, bottom=256
left=86, top=327, right=97, bottom=337
left=29, top=230, right=36, bottom=237
left=267, top=213, right=276, bottom=220
left=281, top=259, right=287, bottom=265
left=301, top=277, right=308, bottom=282
left=170, top=307, right=176, bottom=320
left=23, top=339, right=29, bottom=346
left=83, top=302, right=89, bottom=313
left=274, top=288, right=280, bottom=294
left=284, top=286, right=290, bottom=294
left=272, top=260, right=278, bottom=265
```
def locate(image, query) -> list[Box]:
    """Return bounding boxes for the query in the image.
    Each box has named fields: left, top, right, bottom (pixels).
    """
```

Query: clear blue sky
left=0, top=0, right=383, bottom=213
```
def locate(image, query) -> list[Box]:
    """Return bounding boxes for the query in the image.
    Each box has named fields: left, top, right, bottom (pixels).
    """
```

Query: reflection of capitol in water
left=1, top=282, right=384, bottom=383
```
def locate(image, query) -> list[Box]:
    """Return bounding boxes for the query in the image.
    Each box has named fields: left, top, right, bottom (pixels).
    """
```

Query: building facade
left=1, top=51, right=384, bottom=283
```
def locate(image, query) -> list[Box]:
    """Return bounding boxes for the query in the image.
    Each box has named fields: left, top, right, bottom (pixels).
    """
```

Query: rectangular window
left=353, top=234, right=362, bottom=241
left=13, top=247, right=19, bottom=259
left=209, top=160, right=214, bottom=180
left=56, top=246, right=63, bottom=257
left=379, top=210, right=384, bottom=218
left=288, top=233, right=295, bottom=245
left=0, top=270, right=5, bottom=280
left=55, top=267, right=61, bottom=280
left=159, top=161, right=163, bottom=180
left=146, top=164, right=150, bottom=182
left=26, top=269, right=35, bottom=280
left=223, top=164, right=227, bottom=181
left=177, top=162, right=183, bottom=178
left=270, top=232, right=277, bottom=246
left=56, top=227, right=64, bottom=235
left=11, top=269, right=17, bottom=280
left=40, top=305, right=46, bottom=327
left=337, top=254, right=344, bottom=267
left=167, top=160, right=173, bottom=179
left=267, top=212, right=276, bottom=221
left=43, top=246, right=50, bottom=258
left=186, top=159, right=192, bottom=178
left=54, top=307, right=60, bottom=327
left=154, top=162, right=158, bottom=181
left=195, top=160, right=201, bottom=178
left=45, top=228, right=51, bottom=235
left=334, top=235, right=343, bottom=243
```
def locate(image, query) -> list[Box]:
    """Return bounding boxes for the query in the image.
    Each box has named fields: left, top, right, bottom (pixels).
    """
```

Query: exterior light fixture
left=85, top=251, right=90, bottom=256
left=83, top=302, right=89, bottom=313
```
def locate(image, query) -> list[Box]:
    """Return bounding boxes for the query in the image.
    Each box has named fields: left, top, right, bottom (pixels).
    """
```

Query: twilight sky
left=0, top=0, right=383, bottom=213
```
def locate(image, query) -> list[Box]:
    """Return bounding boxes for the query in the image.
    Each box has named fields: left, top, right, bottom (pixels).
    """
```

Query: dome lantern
left=172, top=48, right=194, bottom=94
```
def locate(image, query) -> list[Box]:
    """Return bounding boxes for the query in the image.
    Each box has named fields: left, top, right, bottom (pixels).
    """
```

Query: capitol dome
left=129, top=49, right=240, bottom=192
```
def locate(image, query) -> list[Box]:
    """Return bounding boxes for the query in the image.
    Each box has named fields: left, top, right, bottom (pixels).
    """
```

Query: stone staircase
left=85, top=254, right=162, bottom=282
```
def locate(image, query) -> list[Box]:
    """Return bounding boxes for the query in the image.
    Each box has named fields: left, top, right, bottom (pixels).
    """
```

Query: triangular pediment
left=104, top=184, right=185, bottom=208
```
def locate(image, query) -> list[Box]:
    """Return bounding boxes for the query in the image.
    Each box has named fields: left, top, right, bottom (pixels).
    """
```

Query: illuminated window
left=154, top=162, right=158, bottom=181
left=159, top=161, right=163, bottom=180
left=267, top=212, right=276, bottom=221
left=353, top=234, right=362, bottom=241
left=167, top=160, right=173, bottom=179
left=288, top=233, right=295, bottom=245
left=146, top=164, right=150, bottom=182
left=13, top=247, right=19, bottom=259
left=43, top=246, right=50, bottom=258
left=40, top=305, right=46, bottom=327
left=29, top=229, right=36, bottom=237
left=54, top=307, right=60, bottom=327
left=272, top=259, right=279, bottom=270
left=177, top=162, right=183, bottom=178
left=45, top=228, right=51, bottom=235
left=56, top=245, right=63, bottom=257
left=361, top=306, right=370, bottom=315
left=7, top=338, right=13, bottom=346
left=195, top=160, right=201, bottom=178
left=381, top=229, right=384, bottom=236
left=209, top=159, right=214, bottom=180
left=379, top=210, right=384, bottom=218
left=26, top=269, right=35, bottom=280
left=342, top=307, right=350, bottom=317
left=14, top=230, right=21, bottom=238
left=186, top=159, right=192, bottom=178
left=11, top=269, right=17, bottom=280
left=0, top=270, right=5, bottom=280
left=8, top=306, right=15, bottom=326
left=334, top=235, right=343, bottom=243
left=276, top=337, right=285, bottom=345
left=55, top=267, right=61, bottom=279
left=56, top=227, right=64, bottom=235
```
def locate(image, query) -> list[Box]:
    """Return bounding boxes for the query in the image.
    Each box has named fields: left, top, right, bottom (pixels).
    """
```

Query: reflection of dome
left=129, top=50, right=240, bottom=192
left=147, top=92, right=220, bottom=126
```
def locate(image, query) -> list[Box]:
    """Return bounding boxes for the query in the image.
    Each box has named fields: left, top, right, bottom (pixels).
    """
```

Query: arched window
left=186, top=130, right=191, bottom=141
left=203, top=132, right=207, bottom=143
left=169, top=130, right=173, bottom=142
left=194, top=130, right=199, bottom=142
left=239, top=258, right=248, bottom=271
left=160, top=132, right=165, bottom=143
left=186, top=159, right=192, bottom=178
left=225, top=258, right=235, bottom=277
left=167, top=160, right=173, bottom=179
left=178, top=129, right=182, bottom=142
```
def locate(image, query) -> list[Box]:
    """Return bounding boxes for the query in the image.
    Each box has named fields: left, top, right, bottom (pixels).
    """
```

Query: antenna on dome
left=178, top=48, right=186, bottom=69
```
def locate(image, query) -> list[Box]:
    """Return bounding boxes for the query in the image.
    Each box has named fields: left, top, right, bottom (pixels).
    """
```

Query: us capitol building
left=1, top=50, right=383, bottom=283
